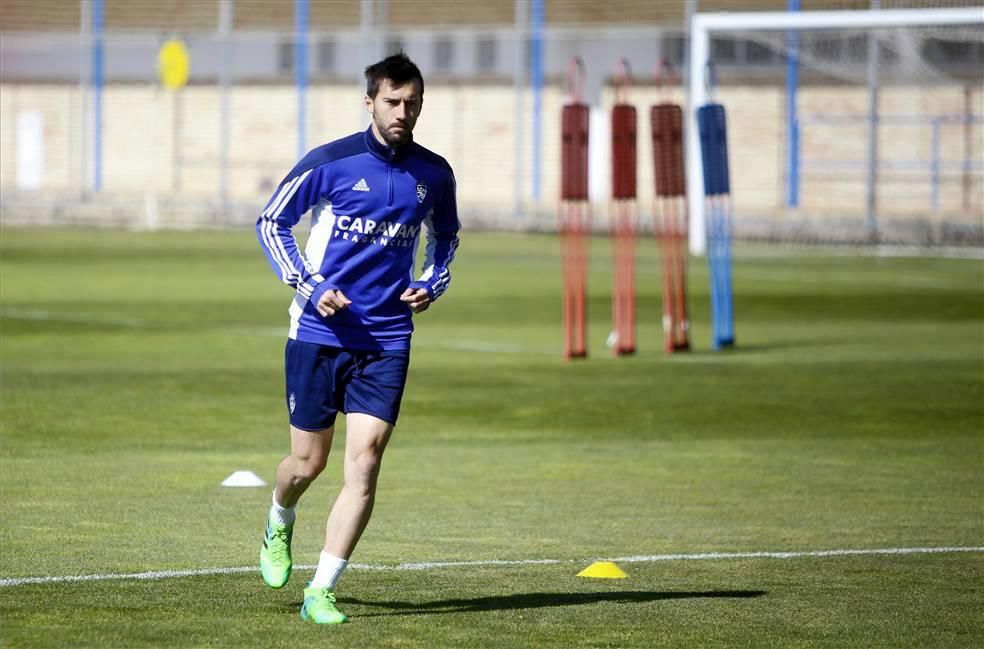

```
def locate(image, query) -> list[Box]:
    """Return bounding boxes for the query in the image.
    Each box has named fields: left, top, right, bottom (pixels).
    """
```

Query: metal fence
left=2, top=0, right=982, bottom=245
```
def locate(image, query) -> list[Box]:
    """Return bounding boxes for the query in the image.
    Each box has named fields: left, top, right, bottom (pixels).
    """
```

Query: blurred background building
left=1, top=1, right=982, bottom=243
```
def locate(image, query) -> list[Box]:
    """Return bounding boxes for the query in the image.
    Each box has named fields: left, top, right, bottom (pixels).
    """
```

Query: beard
left=374, top=115, right=411, bottom=147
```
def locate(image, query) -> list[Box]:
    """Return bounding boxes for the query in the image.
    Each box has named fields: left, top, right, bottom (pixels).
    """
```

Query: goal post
left=686, top=6, right=984, bottom=255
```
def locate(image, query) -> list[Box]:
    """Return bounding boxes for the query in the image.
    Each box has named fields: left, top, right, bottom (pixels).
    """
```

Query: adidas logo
left=352, top=178, right=370, bottom=192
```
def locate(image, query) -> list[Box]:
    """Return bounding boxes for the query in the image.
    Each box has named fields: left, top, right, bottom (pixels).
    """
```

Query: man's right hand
left=315, top=289, right=352, bottom=317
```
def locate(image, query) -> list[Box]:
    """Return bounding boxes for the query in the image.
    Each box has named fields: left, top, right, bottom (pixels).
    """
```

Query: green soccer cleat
left=259, top=521, right=292, bottom=589
left=300, top=586, right=349, bottom=625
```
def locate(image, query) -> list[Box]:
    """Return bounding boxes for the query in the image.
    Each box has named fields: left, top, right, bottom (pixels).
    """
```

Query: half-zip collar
left=363, top=126, right=413, bottom=163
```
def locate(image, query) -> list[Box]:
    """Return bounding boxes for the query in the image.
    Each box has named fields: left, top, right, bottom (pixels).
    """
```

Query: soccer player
left=255, top=53, right=459, bottom=625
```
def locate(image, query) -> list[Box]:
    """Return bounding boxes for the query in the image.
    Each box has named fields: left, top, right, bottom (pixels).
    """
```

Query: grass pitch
left=1, top=228, right=982, bottom=648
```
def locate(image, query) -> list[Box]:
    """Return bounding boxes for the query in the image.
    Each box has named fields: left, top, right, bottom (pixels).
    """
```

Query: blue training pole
left=720, top=195, right=734, bottom=343
left=786, top=0, right=800, bottom=207
left=697, top=102, right=734, bottom=349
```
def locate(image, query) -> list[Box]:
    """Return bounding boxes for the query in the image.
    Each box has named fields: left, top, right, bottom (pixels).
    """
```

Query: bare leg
left=274, top=425, right=335, bottom=508
left=323, top=412, right=393, bottom=559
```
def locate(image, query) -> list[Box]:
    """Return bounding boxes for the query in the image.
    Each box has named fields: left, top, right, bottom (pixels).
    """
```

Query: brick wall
left=1, top=81, right=980, bottom=227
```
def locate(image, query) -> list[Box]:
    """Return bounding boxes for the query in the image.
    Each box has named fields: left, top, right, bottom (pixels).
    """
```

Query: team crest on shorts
left=416, top=182, right=427, bottom=204
left=289, top=393, right=296, bottom=414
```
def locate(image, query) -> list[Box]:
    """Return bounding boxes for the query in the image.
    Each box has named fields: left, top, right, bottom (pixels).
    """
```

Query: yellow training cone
left=576, top=561, right=628, bottom=579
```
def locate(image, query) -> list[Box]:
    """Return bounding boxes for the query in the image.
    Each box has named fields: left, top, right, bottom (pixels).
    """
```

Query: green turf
left=1, top=228, right=982, bottom=648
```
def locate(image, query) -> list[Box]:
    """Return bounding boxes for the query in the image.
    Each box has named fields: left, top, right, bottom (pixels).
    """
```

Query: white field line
left=1, top=546, right=981, bottom=588
left=0, top=309, right=541, bottom=354
left=0, top=309, right=145, bottom=328
left=1, top=308, right=970, bottom=363
left=869, top=245, right=984, bottom=261
left=737, top=244, right=984, bottom=261
left=3, top=309, right=974, bottom=362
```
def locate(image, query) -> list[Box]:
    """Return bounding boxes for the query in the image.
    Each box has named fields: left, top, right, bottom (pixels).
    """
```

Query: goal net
left=686, top=7, right=984, bottom=250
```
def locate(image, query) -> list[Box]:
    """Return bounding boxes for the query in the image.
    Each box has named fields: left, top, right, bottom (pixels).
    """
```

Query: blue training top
left=257, top=127, right=460, bottom=351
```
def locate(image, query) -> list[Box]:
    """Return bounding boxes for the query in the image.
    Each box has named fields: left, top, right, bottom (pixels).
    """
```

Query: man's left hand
left=400, top=288, right=431, bottom=314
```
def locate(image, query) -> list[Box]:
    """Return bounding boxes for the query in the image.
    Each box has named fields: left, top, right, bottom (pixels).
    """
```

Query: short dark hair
left=364, top=52, right=424, bottom=98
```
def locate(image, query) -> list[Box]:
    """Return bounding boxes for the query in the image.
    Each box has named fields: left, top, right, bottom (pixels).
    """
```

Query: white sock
left=309, top=551, right=348, bottom=590
left=268, top=491, right=295, bottom=528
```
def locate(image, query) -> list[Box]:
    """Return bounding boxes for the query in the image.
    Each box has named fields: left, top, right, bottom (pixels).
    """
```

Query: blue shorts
left=284, top=338, right=410, bottom=430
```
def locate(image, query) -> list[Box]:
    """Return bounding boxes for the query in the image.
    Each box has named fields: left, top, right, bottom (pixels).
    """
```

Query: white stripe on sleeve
left=259, top=170, right=314, bottom=286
